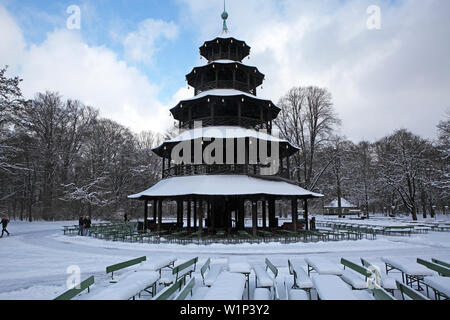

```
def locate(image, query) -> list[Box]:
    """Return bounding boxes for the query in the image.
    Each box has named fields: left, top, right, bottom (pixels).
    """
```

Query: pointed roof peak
left=221, top=0, right=229, bottom=35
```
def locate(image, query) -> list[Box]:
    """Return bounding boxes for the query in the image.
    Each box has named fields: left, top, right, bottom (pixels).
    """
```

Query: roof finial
left=221, top=0, right=229, bottom=34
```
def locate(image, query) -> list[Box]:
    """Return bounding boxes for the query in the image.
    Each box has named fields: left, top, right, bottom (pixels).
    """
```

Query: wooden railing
left=195, top=80, right=256, bottom=96
left=163, top=164, right=291, bottom=180
left=181, top=116, right=268, bottom=130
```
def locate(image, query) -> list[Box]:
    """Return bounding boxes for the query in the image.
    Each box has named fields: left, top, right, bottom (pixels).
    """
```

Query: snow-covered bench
left=382, top=257, right=434, bottom=290
left=288, top=289, right=309, bottom=300
left=139, top=256, right=177, bottom=276
left=371, top=286, right=396, bottom=300
left=229, top=262, right=252, bottom=300
left=340, top=258, right=371, bottom=290
left=422, top=276, right=450, bottom=300
left=432, top=258, right=450, bottom=269
left=89, top=271, right=160, bottom=300
left=396, top=280, right=430, bottom=300
left=106, top=256, right=147, bottom=281
left=305, top=257, right=343, bottom=276
left=311, top=275, right=359, bottom=300
left=254, top=288, right=271, bottom=300
left=287, top=260, right=313, bottom=292
left=253, top=258, right=278, bottom=290
left=200, top=258, right=224, bottom=287
left=153, top=277, right=196, bottom=300
left=160, top=257, right=198, bottom=286
left=203, top=272, right=246, bottom=300
left=417, top=258, right=450, bottom=277
left=361, top=258, right=397, bottom=292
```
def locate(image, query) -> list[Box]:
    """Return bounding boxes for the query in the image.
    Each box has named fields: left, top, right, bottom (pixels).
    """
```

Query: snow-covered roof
left=325, top=198, right=357, bottom=208
left=128, top=175, right=323, bottom=199
left=180, top=89, right=269, bottom=103
left=155, top=126, right=298, bottom=149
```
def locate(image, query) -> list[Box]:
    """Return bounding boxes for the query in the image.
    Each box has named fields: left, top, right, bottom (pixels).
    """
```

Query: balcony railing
left=195, top=80, right=256, bottom=96
left=181, top=116, right=269, bottom=130
left=162, top=164, right=291, bottom=180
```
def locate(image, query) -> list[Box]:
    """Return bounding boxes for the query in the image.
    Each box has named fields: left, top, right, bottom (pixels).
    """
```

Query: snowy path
left=1, top=220, right=449, bottom=300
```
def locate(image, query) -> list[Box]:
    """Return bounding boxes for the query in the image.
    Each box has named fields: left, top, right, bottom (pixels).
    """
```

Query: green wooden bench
left=162, top=257, right=198, bottom=286
left=371, top=286, right=396, bottom=300
left=266, top=258, right=279, bottom=280
left=54, top=276, right=94, bottom=300
left=106, top=256, right=147, bottom=281
left=417, top=258, right=450, bottom=277
left=432, top=258, right=450, bottom=269
left=341, top=258, right=372, bottom=279
left=175, top=277, right=196, bottom=300
left=153, top=278, right=183, bottom=300
left=396, top=280, right=430, bottom=300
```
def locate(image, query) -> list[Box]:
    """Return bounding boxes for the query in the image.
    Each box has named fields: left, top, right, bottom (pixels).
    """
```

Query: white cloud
left=0, top=6, right=180, bottom=135
left=177, top=0, right=450, bottom=142
left=0, top=6, right=26, bottom=73
left=123, top=19, right=179, bottom=64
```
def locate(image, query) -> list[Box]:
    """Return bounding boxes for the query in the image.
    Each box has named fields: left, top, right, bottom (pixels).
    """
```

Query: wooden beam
left=157, top=200, right=162, bottom=232
left=304, top=199, right=309, bottom=231
left=262, top=200, right=267, bottom=229
left=292, top=198, right=298, bottom=232
left=144, top=200, right=148, bottom=230
left=193, top=199, right=197, bottom=229
left=187, top=200, right=191, bottom=229
left=268, top=199, right=276, bottom=228
left=252, top=201, right=257, bottom=237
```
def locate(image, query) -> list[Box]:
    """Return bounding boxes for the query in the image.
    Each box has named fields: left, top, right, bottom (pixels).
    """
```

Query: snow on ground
left=1, top=218, right=449, bottom=300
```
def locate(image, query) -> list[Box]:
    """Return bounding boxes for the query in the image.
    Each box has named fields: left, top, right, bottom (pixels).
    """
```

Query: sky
left=0, top=0, right=449, bottom=142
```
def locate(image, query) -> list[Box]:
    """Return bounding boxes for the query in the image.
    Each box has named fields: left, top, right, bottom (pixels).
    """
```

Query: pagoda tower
left=129, top=6, right=323, bottom=236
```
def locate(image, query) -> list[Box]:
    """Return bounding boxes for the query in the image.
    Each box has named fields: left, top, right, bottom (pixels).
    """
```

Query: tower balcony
left=194, top=80, right=256, bottom=96
left=162, top=163, right=291, bottom=181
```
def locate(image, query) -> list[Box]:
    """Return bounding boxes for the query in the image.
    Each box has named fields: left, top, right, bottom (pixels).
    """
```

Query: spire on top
left=221, top=0, right=229, bottom=35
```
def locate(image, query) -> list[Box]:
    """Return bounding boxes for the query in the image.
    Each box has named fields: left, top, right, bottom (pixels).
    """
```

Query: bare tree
left=275, top=86, right=341, bottom=190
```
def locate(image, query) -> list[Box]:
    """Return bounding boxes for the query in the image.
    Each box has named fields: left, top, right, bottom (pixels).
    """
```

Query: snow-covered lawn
left=1, top=219, right=449, bottom=300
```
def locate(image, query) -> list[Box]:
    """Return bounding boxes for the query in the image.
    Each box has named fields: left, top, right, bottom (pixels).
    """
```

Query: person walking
left=124, top=213, right=128, bottom=222
left=78, top=216, right=84, bottom=236
left=84, top=216, right=92, bottom=236
left=1, top=217, right=10, bottom=238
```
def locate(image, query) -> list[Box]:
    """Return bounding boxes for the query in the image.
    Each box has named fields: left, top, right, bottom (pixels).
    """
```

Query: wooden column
left=287, top=155, right=290, bottom=179
left=304, top=199, right=309, bottom=231
left=193, top=199, right=197, bottom=229
left=292, top=198, right=298, bottom=232
left=209, top=199, right=215, bottom=232
left=144, top=200, right=148, bottom=230
left=237, top=198, right=245, bottom=230
left=252, top=200, right=257, bottom=236
left=152, top=200, right=157, bottom=223
left=187, top=200, right=192, bottom=229
left=268, top=198, right=276, bottom=228
left=198, top=201, right=203, bottom=232
left=162, top=157, right=166, bottom=176
left=262, top=200, right=267, bottom=229
left=238, top=101, right=242, bottom=126
left=157, top=200, right=162, bottom=232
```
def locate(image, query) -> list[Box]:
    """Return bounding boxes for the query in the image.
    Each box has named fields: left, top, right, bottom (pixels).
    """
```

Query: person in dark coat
left=1, top=217, right=10, bottom=238
left=124, top=213, right=128, bottom=222
left=84, top=216, right=92, bottom=236
left=78, top=216, right=84, bottom=236
left=310, top=217, right=316, bottom=231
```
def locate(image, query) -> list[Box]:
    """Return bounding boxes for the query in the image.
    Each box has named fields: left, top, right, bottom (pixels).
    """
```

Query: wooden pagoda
left=129, top=7, right=323, bottom=236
